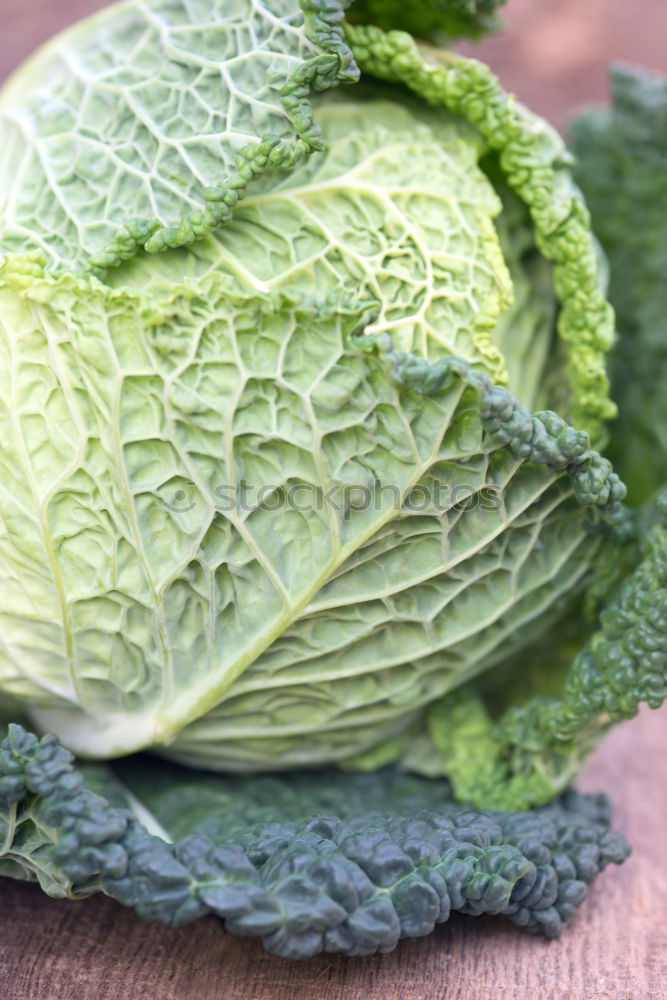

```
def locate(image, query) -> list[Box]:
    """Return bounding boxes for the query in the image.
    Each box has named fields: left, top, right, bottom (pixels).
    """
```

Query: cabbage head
left=0, top=0, right=635, bottom=809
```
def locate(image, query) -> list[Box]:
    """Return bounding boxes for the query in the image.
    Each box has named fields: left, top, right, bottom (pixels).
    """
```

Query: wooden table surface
left=1, top=706, right=665, bottom=1000
left=1, top=1, right=667, bottom=998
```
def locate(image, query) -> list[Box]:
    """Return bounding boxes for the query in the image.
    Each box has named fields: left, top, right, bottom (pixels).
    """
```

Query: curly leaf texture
left=0, top=724, right=629, bottom=958
left=344, top=23, right=616, bottom=440
left=425, top=490, right=667, bottom=808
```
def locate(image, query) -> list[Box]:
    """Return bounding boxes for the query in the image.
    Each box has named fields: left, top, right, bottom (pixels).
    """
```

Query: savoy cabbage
left=0, top=0, right=665, bottom=955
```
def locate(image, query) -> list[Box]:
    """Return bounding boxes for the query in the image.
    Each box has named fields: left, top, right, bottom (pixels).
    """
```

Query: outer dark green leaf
left=571, top=64, right=667, bottom=502
left=0, top=724, right=629, bottom=957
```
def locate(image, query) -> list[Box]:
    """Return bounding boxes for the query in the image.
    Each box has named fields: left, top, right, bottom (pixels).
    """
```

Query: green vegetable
left=0, top=0, right=636, bottom=799
left=572, top=64, right=667, bottom=503
left=346, top=0, right=507, bottom=41
left=1, top=2, right=666, bottom=951
left=0, top=723, right=629, bottom=957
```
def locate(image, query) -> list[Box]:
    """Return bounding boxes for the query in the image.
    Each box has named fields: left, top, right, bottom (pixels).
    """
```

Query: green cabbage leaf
left=0, top=723, right=630, bottom=957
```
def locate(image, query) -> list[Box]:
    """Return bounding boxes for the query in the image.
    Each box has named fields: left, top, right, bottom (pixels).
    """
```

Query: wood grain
left=1, top=706, right=665, bottom=1000
left=1, top=2, right=667, bottom=997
